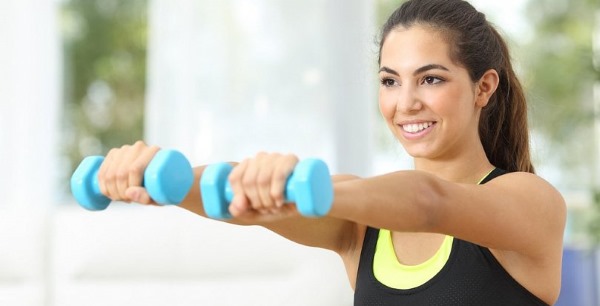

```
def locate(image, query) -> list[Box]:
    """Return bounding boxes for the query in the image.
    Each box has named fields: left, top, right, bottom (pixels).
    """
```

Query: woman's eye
left=423, top=76, right=443, bottom=85
left=381, top=78, right=397, bottom=87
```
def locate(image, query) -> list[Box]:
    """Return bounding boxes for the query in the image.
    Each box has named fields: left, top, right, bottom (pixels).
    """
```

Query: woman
left=96, top=0, right=565, bottom=304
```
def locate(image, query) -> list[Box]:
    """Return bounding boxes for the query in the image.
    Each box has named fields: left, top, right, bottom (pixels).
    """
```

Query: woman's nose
left=396, top=87, right=423, bottom=113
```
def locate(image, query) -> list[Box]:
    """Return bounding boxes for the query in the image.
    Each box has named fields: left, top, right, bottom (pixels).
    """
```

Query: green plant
left=61, top=0, right=147, bottom=184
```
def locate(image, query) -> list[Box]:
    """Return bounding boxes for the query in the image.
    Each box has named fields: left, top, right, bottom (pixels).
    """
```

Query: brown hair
left=379, top=0, right=534, bottom=173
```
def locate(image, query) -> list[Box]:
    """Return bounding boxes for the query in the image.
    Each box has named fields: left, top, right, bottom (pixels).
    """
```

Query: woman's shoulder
left=486, top=170, right=565, bottom=204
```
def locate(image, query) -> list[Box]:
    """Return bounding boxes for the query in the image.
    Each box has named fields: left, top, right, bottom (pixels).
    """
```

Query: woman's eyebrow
left=378, top=64, right=449, bottom=76
left=379, top=66, right=399, bottom=76
left=413, top=64, right=449, bottom=76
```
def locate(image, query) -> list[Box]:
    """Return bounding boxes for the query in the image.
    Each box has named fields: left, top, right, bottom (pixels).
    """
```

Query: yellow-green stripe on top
left=373, top=230, right=454, bottom=289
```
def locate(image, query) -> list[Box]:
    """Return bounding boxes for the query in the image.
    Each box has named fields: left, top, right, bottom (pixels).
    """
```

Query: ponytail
left=479, top=27, right=534, bottom=173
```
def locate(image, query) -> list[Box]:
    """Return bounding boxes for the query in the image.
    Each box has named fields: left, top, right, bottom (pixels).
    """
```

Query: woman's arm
left=330, top=170, right=566, bottom=260
left=99, top=143, right=565, bottom=261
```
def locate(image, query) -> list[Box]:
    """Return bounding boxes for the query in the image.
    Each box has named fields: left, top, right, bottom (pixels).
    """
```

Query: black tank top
left=354, top=169, right=549, bottom=306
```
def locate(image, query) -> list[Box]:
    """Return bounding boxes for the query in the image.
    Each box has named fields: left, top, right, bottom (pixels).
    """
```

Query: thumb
left=125, top=186, right=155, bottom=205
left=229, top=195, right=252, bottom=217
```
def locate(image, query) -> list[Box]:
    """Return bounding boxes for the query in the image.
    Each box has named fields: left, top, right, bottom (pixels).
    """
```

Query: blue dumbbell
left=200, top=158, right=334, bottom=219
left=70, top=149, right=194, bottom=211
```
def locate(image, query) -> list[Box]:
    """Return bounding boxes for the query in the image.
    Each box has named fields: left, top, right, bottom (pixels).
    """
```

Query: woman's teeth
left=402, top=122, right=434, bottom=133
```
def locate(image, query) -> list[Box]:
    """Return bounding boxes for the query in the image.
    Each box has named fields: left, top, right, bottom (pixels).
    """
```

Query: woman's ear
left=475, top=69, right=499, bottom=107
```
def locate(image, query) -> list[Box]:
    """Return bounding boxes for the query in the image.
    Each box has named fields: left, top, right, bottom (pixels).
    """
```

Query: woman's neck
left=413, top=147, right=494, bottom=184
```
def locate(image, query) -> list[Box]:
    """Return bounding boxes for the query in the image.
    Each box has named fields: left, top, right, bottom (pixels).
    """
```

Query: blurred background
left=0, top=0, right=598, bottom=305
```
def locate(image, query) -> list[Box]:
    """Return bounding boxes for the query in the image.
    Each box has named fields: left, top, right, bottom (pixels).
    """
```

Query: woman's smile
left=398, top=121, right=437, bottom=139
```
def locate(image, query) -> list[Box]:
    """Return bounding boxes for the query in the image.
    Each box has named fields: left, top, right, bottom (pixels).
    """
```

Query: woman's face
left=378, top=25, right=483, bottom=161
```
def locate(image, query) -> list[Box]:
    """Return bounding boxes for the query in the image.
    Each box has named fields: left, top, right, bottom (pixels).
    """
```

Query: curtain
left=146, top=0, right=376, bottom=176
left=0, top=0, right=61, bottom=210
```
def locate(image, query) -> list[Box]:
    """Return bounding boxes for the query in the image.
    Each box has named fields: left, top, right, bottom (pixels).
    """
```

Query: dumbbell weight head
left=287, top=158, right=333, bottom=217
left=200, top=162, right=234, bottom=219
left=145, top=150, right=194, bottom=205
left=71, top=156, right=110, bottom=211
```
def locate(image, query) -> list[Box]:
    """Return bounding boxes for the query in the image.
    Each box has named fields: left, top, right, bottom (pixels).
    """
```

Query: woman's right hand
left=97, top=140, right=161, bottom=205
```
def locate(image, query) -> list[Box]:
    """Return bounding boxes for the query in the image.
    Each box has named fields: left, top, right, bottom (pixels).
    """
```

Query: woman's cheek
left=378, top=93, right=396, bottom=121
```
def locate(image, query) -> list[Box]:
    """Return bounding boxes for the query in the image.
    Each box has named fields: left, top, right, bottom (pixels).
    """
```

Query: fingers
left=97, top=141, right=159, bottom=203
left=229, top=159, right=251, bottom=214
left=127, top=143, right=161, bottom=189
left=243, top=153, right=265, bottom=211
left=228, top=152, right=298, bottom=216
left=98, top=147, right=124, bottom=201
left=271, top=155, right=299, bottom=207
